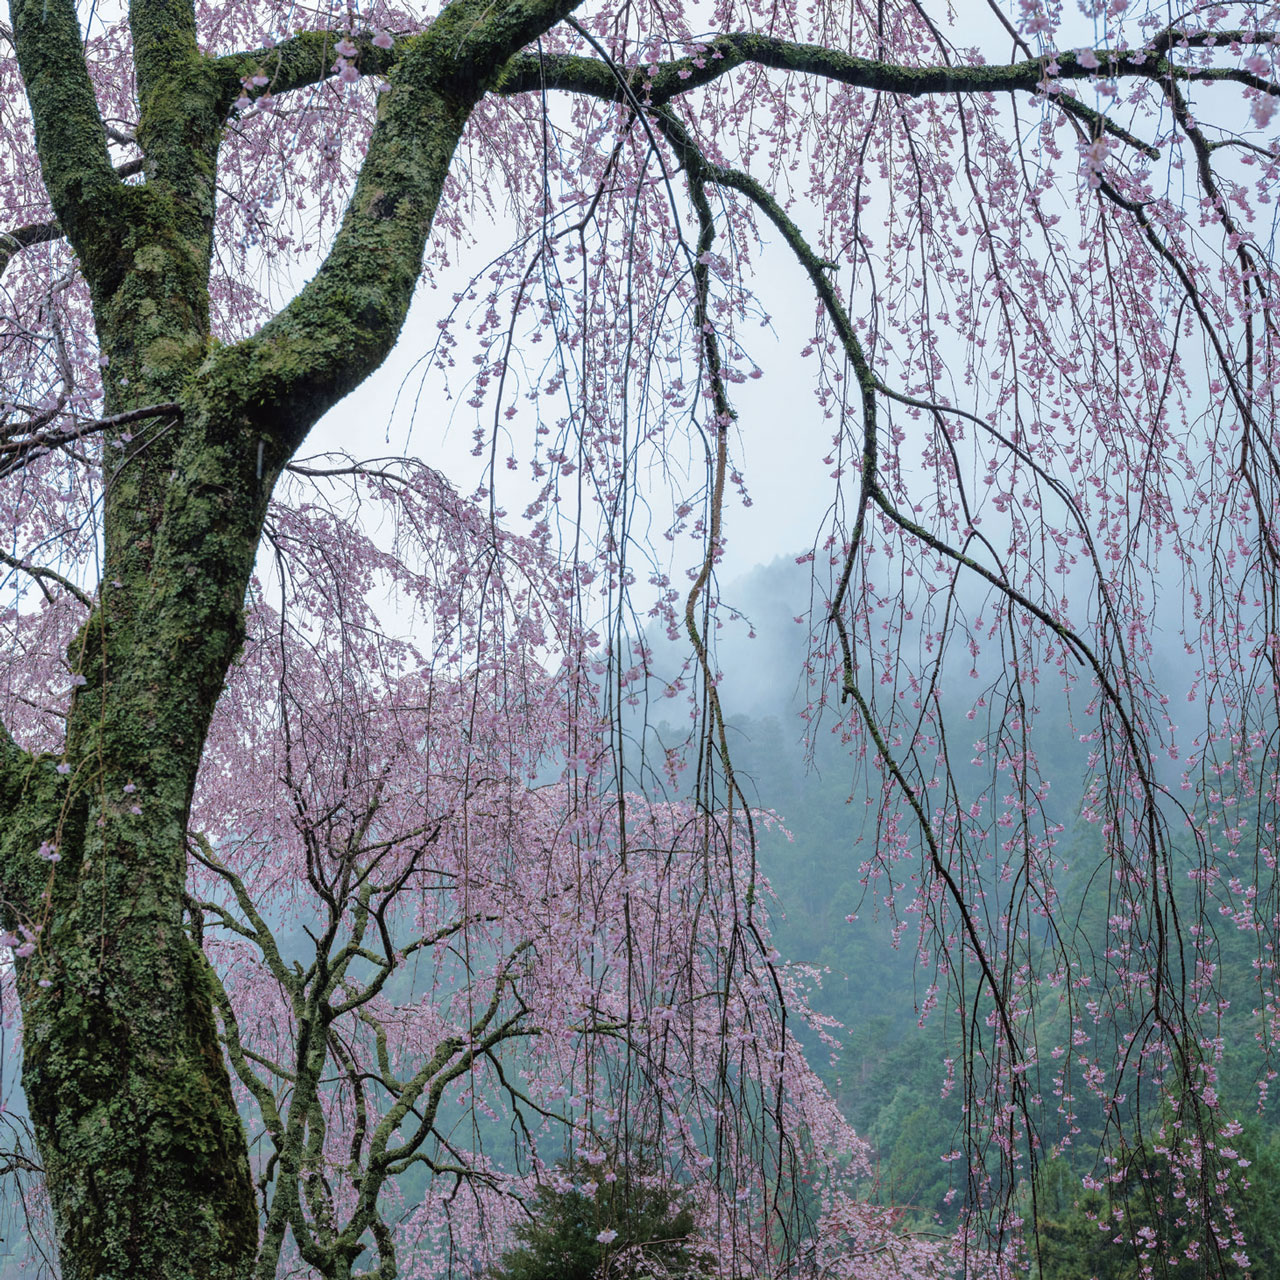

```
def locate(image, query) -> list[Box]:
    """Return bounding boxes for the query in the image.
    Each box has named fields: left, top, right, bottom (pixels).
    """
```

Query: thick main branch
left=495, top=30, right=1277, bottom=104
left=196, top=0, right=586, bottom=471
left=10, top=0, right=122, bottom=280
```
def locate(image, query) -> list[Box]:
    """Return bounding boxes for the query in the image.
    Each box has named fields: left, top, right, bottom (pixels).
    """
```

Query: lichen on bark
left=0, top=0, right=585, bottom=1276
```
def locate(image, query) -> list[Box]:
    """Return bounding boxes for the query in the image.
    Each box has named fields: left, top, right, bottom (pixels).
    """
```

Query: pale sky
left=298, top=0, right=1216, bottom=602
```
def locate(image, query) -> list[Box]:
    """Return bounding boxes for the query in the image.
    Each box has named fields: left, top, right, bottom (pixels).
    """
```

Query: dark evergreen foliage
left=492, top=1158, right=712, bottom=1280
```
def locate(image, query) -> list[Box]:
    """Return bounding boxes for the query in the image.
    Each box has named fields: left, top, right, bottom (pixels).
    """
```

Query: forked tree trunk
left=0, top=0, right=583, bottom=1274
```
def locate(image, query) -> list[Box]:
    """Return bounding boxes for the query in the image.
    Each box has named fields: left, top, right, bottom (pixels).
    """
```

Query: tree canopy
left=1, top=0, right=1280, bottom=1275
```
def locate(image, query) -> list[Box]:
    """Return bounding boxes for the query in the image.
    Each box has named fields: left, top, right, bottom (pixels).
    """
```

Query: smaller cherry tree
left=0, top=458, right=967, bottom=1280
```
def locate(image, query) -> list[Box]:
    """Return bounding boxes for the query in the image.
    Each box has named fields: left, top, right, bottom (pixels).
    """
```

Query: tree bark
left=0, top=0, right=582, bottom=1274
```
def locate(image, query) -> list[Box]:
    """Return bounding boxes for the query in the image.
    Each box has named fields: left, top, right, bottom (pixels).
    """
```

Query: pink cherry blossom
left=0, top=0, right=1278, bottom=1276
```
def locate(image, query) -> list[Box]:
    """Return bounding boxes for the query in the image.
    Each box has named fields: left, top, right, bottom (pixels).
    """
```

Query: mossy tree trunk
left=0, top=0, right=581, bottom=1275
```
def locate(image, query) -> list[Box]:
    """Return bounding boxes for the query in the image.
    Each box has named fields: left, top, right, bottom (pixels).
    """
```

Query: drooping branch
left=672, top=104, right=1174, bottom=826
left=1054, top=93, right=1160, bottom=159
left=0, top=550, right=92, bottom=608
left=0, top=400, right=182, bottom=483
left=645, top=90, right=1225, bottom=1240
left=193, top=0, right=588, bottom=473
left=656, top=107, right=1039, bottom=1086
left=488, top=27, right=1253, bottom=839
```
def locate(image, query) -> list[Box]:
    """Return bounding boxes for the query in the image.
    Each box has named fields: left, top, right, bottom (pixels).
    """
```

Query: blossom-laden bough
left=0, top=0, right=1278, bottom=1275
left=183, top=468, right=907, bottom=1280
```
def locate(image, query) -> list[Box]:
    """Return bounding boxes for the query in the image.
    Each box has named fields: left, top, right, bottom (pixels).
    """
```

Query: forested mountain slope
left=692, top=555, right=1280, bottom=1279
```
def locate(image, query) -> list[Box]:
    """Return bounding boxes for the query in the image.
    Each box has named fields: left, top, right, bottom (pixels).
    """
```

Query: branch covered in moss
left=0, top=157, right=144, bottom=281
left=196, top=0, right=587, bottom=469
left=495, top=28, right=1279, bottom=105
left=129, top=0, right=212, bottom=199
left=212, top=29, right=404, bottom=114
left=10, top=0, right=123, bottom=271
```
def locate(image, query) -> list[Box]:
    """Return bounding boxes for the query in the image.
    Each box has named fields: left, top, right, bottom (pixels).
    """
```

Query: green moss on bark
left=3, top=3, right=589, bottom=1278
left=22, top=906, right=257, bottom=1280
